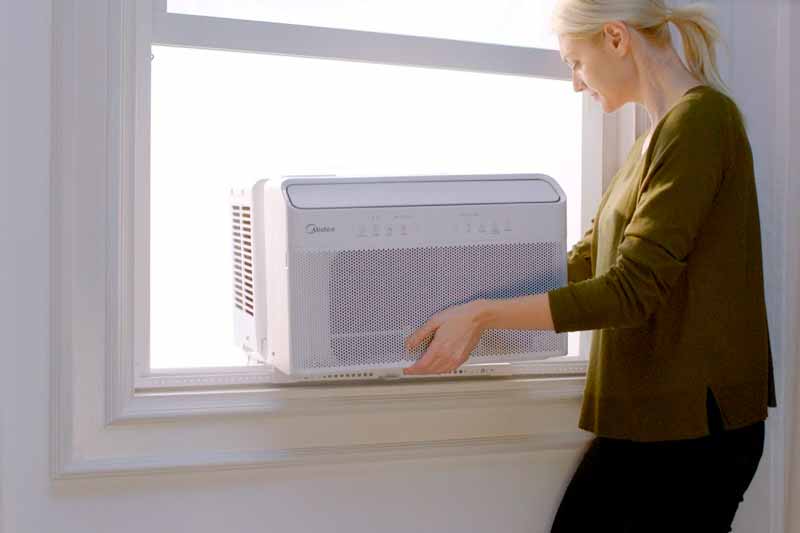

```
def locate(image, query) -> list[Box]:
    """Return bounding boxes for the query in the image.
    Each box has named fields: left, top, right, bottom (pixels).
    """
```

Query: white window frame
left=51, top=0, right=639, bottom=478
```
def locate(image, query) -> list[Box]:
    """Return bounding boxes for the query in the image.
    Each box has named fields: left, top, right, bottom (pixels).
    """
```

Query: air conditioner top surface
left=281, top=175, right=561, bottom=209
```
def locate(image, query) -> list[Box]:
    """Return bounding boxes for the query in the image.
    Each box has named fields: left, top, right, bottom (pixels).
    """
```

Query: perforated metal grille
left=231, top=205, right=254, bottom=316
left=289, top=242, right=564, bottom=370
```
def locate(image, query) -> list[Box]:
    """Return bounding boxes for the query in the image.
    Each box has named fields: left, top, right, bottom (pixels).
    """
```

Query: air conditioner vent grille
left=232, top=205, right=254, bottom=316
left=289, top=242, right=564, bottom=370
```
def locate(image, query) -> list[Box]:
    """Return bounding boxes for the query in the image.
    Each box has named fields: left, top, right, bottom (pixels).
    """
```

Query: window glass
left=150, top=45, right=582, bottom=369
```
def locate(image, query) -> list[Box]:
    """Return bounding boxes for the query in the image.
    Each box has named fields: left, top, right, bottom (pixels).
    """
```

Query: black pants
left=550, top=390, right=765, bottom=533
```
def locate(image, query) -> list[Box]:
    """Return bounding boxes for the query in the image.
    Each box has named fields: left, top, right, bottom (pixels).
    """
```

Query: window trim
left=152, top=5, right=568, bottom=78
left=51, top=0, right=633, bottom=478
left=125, top=0, right=636, bottom=401
left=135, top=1, right=628, bottom=392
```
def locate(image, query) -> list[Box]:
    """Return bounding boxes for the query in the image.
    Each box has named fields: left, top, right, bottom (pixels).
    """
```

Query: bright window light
left=167, top=0, right=560, bottom=50
left=150, top=45, right=582, bottom=369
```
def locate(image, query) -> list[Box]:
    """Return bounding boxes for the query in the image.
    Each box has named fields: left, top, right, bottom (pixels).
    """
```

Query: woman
left=403, top=1, right=777, bottom=530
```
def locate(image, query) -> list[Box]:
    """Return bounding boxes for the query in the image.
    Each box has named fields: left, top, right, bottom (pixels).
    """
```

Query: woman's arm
left=467, top=223, right=596, bottom=333
left=548, top=97, right=728, bottom=333
left=405, top=95, right=730, bottom=373
left=475, top=294, right=555, bottom=331
left=402, top=295, right=554, bottom=375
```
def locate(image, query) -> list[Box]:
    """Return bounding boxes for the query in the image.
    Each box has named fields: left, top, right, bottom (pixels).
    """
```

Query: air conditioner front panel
left=287, top=240, right=565, bottom=373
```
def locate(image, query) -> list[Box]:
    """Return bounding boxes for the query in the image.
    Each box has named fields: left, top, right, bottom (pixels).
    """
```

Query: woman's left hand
left=403, top=300, right=488, bottom=375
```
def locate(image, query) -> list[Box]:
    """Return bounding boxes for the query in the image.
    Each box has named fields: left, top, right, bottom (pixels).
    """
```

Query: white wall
left=3, top=1, right=797, bottom=532
left=786, top=0, right=800, bottom=531
left=4, top=1, right=54, bottom=533
left=711, top=2, right=796, bottom=530
left=1, top=0, right=10, bottom=531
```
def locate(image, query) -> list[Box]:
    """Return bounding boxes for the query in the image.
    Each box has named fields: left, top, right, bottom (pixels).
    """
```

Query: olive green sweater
left=547, top=86, right=776, bottom=442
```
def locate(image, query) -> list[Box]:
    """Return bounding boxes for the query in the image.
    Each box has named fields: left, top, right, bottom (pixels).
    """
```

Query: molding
left=115, top=375, right=586, bottom=423
left=597, top=101, right=638, bottom=193
left=132, top=358, right=588, bottom=390
left=105, top=0, right=150, bottom=429
left=152, top=10, right=570, bottom=80
left=49, top=0, right=76, bottom=485
left=767, top=1, right=796, bottom=532
left=777, top=2, right=800, bottom=533
left=54, top=430, right=592, bottom=480
left=50, top=0, right=590, bottom=480
left=107, top=0, right=591, bottom=422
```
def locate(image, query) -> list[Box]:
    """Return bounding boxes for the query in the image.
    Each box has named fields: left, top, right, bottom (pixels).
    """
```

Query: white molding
left=581, top=93, right=605, bottom=225
left=762, top=1, right=797, bottom=532
left=116, top=375, right=586, bottom=423
left=55, top=430, right=592, bottom=480
left=50, top=0, right=590, bottom=480
left=49, top=0, right=77, bottom=484
left=575, top=92, right=639, bottom=361
left=106, top=0, right=132, bottom=440
left=142, top=3, right=595, bottom=395
left=580, top=92, right=607, bottom=358
left=777, top=2, right=800, bottom=532
left=107, top=0, right=155, bottom=427
left=121, top=0, right=595, bottom=400
left=771, top=1, right=789, bottom=530
left=152, top=11, right=570, bottom=80
left=134, top=358, right=588, bottom=389
left=601, top=103, right=639, bottom=191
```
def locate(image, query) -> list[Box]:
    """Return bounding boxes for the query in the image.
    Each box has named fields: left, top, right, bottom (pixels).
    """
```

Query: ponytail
left=668, top=4, right=728, bottom=94
left=552, top=1, right=728, bottom=94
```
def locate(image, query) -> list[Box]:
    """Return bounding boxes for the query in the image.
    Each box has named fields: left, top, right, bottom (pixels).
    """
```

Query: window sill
left=55, top=369, right=589, bottom=479
left=121, top=364, right=587, bottom=424
left=134, top=356, right=588, bottom=389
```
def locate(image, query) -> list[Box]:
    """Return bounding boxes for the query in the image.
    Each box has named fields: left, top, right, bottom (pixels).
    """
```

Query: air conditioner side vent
left=232, top=204, right=255, bottom=317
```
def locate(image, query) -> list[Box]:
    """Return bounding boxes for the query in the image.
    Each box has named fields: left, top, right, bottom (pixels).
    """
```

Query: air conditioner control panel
left=290, top=203, right=564, bottom=250
left=354, top=212, right=514, bottom=239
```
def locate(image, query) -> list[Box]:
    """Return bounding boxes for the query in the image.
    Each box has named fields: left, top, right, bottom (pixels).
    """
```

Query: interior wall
left=786, top=0, right=800, bottom=531
left=705, top=2, right=790, bottom=528
left=1, top=0, right=11, bottom=531
left=4, top=1, right=53, bottom=533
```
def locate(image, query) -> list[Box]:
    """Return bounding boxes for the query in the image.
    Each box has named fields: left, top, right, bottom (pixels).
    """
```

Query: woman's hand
left=403, top=300, right=490, bottom=375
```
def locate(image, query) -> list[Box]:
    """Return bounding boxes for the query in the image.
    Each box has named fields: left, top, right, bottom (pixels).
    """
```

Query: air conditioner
left=230, top=173, right=567, bottom=383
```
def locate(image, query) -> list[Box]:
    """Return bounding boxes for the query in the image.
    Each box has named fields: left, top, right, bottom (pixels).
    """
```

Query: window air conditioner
left=230, top=174, right=567, bottom=383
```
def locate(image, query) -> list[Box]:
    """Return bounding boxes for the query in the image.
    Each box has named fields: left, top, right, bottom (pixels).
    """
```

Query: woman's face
left=558, top=25, right=634, bottom=113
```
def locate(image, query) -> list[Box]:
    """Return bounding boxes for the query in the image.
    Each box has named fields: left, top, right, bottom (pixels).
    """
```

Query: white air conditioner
left=230, top=173, right=567, bottom=383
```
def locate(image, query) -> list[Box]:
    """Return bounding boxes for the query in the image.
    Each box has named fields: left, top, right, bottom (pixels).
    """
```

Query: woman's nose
left=572, top=73, right=585, bottom=93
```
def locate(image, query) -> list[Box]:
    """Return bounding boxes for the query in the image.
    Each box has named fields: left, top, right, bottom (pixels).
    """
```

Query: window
left=51, top=0, right=627, bottom=477
left=145, top=0, right=601, bottom=381
left=149, top=47, right=583, bottom=370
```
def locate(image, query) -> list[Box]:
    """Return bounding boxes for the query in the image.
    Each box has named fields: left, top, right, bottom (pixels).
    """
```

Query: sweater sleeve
left=547, top=98, right=730, bottom=333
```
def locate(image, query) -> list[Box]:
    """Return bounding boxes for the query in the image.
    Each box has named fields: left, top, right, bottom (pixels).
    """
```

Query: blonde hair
left=551, top=0, right=728, bottom=94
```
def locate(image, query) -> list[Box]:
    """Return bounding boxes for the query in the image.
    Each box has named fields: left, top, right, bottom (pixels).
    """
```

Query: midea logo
left=305, top=223, right=336, bottom=235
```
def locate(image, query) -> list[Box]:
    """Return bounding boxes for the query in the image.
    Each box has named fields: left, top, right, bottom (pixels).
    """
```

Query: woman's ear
left=602, top=21, right=630, bottom=57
